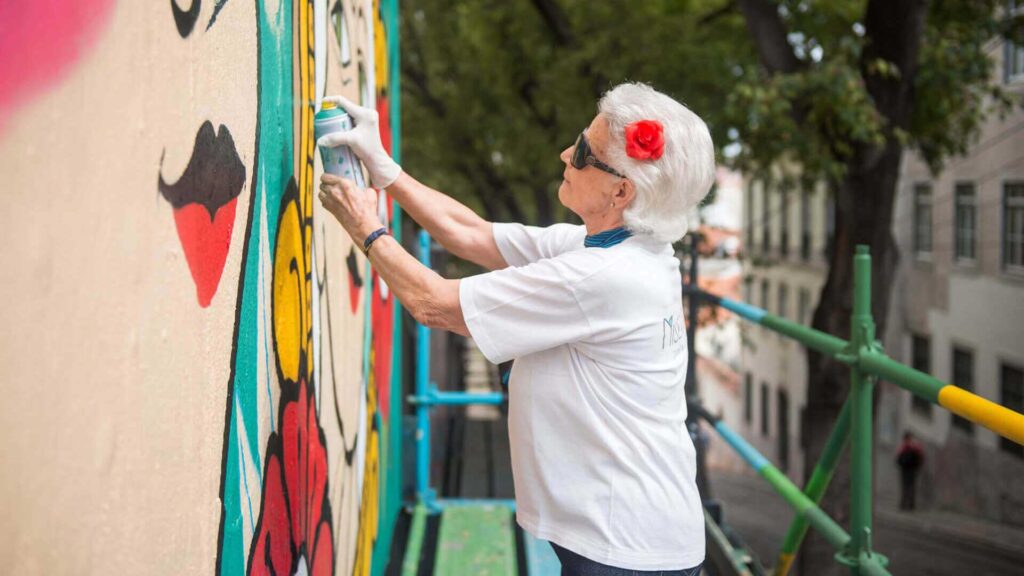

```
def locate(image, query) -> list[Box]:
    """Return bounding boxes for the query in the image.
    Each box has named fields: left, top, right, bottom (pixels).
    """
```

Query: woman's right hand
left=318, top=95, right=402, bottom=189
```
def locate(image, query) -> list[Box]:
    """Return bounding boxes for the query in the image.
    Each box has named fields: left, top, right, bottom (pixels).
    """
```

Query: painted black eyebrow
left=171, top=0, right=200, bottom=38
left=206, top=0, right=230, bottom=32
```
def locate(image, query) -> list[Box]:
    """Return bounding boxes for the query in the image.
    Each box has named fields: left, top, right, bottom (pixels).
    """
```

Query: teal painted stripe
left=373, top=1, right=404, bottom=571
left=220, top=0, right=293, bottom=572
left=362, top=259, right=373, bottom=380
left=714, top=421, right=769, bottom=471
left=718, top=297, right=767, bottom=323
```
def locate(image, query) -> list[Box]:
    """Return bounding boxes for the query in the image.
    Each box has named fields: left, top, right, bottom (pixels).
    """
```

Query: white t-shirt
left=459, top=222, right=705, bottom=571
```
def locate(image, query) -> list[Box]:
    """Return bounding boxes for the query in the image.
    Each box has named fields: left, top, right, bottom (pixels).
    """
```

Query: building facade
left=878, top=34, right=1024, bottom=525
left=731, top=168, right=833, bottom=484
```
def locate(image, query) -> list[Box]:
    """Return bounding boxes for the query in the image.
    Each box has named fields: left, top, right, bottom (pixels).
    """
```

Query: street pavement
left=708, top=468, right=1024, bottom=575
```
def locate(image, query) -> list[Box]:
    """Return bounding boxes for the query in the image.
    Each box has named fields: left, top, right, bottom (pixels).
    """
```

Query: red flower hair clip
left=625, top=120, right=665, bottom=161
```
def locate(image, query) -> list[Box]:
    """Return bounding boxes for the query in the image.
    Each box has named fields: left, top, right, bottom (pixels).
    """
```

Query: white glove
left=317, top=95, right=402, bottom=189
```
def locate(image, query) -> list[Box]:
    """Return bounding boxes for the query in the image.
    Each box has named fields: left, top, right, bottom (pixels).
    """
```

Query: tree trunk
left=798, top=140, right=902, bottom=575
left=533, top=185, right=554, bottom=226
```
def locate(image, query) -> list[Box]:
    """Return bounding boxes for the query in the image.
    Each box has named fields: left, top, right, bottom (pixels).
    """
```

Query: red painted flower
left=624, top=120, right=665, bottom=160
left=248, top=378, right=334, bottom=576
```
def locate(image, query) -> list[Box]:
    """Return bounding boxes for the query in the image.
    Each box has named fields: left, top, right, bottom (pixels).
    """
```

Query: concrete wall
left=0, top=1, right=402, bottom=573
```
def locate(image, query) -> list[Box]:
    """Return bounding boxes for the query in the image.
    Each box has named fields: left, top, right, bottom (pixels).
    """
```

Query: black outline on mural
left=207, top=0, right=232, bottom=31
left=158, top=121, right=246, bottom=218
left=171, top=0, right=201, bottom=37
left=213, top=0, right=263, bottom=572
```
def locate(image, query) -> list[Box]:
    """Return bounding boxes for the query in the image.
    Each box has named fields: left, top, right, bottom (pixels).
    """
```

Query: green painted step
left=434, top=504, right=518, bottom=576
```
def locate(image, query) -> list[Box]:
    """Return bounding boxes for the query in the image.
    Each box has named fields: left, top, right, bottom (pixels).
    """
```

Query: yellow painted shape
left=939, top=385, right=1024, bottom=445
left=374, top=0, right=388, bottom=93
left=273, top=200, right=307, bottom=383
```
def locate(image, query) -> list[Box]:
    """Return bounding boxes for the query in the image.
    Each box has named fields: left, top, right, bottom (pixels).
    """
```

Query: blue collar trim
left=584, top=226, right=633, bottom=249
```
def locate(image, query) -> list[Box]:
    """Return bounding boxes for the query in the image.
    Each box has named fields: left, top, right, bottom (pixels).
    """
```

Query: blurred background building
left=877, top=29, right=1024, bottom=526
left=721, top=31, right=1024, bottom=528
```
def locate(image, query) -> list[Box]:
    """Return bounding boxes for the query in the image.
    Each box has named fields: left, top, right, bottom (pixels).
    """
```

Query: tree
left=400, top=0, right=750, bottom=226
left=726, top=1, right=1020, bottom=573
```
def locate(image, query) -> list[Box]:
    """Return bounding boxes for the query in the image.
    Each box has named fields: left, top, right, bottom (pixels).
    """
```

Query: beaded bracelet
left=363, top=227, right=390, bottom=255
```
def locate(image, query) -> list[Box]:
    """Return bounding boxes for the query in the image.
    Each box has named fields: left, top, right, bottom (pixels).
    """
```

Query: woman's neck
left=583, top=215, right=626, bottom=236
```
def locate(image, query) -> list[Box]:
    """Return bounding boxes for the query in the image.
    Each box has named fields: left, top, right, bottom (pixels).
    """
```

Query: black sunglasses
left=571, top=131, right=625, bottom=178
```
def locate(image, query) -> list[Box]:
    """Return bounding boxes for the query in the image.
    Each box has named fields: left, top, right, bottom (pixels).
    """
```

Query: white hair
left=598, top=82, right=716, bottom=243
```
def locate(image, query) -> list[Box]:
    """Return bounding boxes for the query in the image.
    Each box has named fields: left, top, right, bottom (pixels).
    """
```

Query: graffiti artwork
left=214, top=0, right=401, bottom=574
left=0, top=0, right=400, bottom=574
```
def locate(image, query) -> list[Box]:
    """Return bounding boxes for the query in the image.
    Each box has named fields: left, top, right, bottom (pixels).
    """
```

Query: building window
left=744, top=373, right=753, bottom=424
left=778, top=283, right=789, bottom=320
left=762, top=187, right=772, bottom=254
left=1007, top=1, right=1024, bottom=83
left=914, top=183, right=933, bottom=257
left=798, top=287, right=811, bottom=326
left=1009, top=40, right=1024, bottom=84
left=911, top=334, right=932, bottom=416
left=955, top=183, right=978, bottom=263
left=801, top=189, right=812, bottom=261
left=761, top=382, right=770, bottom=436
left=1000, top=363, right=1023, bottom=458
left=951, top=347, right=974, bottom=434
left=780, top=187, right=790, bottom=258
left=1003, top=182, right=1024, bottom=273
left=761, top=279, right=770, bottom=313
left=744, top=276, right=753, bottom=305
left=777, top=389, right=790, bottom=472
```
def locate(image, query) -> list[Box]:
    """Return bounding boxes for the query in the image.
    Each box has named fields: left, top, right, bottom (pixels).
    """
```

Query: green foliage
left=912, top=0, right=1016, bottom=173
left=401, top=0, right=752, bottom=224
left=402, top=0, right=1020, bottom=224
left=722, top=0, right=1019, bottom=184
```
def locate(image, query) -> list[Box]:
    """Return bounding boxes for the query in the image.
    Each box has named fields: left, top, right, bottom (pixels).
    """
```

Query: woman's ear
left=616, top=178, right=637, bottom=209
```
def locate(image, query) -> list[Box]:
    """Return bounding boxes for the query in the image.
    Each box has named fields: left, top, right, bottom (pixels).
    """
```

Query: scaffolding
left=399, top=234, right=1024, bottom=575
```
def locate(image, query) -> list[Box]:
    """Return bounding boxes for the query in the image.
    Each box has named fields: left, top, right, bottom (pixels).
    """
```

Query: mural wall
left=0, top=1, right=402, bottom=574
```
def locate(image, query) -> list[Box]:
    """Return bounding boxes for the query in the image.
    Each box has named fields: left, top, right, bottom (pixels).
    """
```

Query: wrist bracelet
left=363, top=227, right=390, bottom=255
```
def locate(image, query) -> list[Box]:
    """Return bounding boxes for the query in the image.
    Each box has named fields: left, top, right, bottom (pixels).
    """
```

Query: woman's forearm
left=384, top=172, right=505, bottom=270
left=363, top=232, right=469, bottom=337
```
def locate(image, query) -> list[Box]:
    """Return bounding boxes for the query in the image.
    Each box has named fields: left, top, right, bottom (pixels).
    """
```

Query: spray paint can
left=314, top=101, right=366, bottom=188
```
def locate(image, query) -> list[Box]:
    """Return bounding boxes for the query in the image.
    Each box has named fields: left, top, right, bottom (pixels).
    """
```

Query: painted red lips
left=158, top=121, right=246, bottom=307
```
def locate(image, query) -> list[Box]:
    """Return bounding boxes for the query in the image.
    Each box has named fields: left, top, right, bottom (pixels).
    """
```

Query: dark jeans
left=550, top=543, right=703, bottom=576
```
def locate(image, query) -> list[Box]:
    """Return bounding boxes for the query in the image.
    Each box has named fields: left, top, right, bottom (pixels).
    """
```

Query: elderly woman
left=318, top=82, right=714, bottom=575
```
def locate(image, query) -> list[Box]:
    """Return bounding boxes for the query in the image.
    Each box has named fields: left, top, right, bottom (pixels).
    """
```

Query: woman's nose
left=559, top=146, right=572, bottom=164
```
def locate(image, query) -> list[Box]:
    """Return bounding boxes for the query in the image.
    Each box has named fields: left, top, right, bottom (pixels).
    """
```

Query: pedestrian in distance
left=896, top=431, right=925, bottom=511
left=317, top=82, right=714, bottom=575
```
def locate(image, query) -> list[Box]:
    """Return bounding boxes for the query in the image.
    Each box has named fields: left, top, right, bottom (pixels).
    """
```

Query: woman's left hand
left=319, top=174, right=383, bottom=242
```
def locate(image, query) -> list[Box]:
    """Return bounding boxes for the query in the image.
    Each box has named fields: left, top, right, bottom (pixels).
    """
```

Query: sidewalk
left=708, top=467, right=1024, bottom=573
left=874, top=498, right=1024, bottom=558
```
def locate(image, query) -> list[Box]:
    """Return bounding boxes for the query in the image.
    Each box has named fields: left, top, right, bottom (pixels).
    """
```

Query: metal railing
left=684, top=245, right=1024, bottom=575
